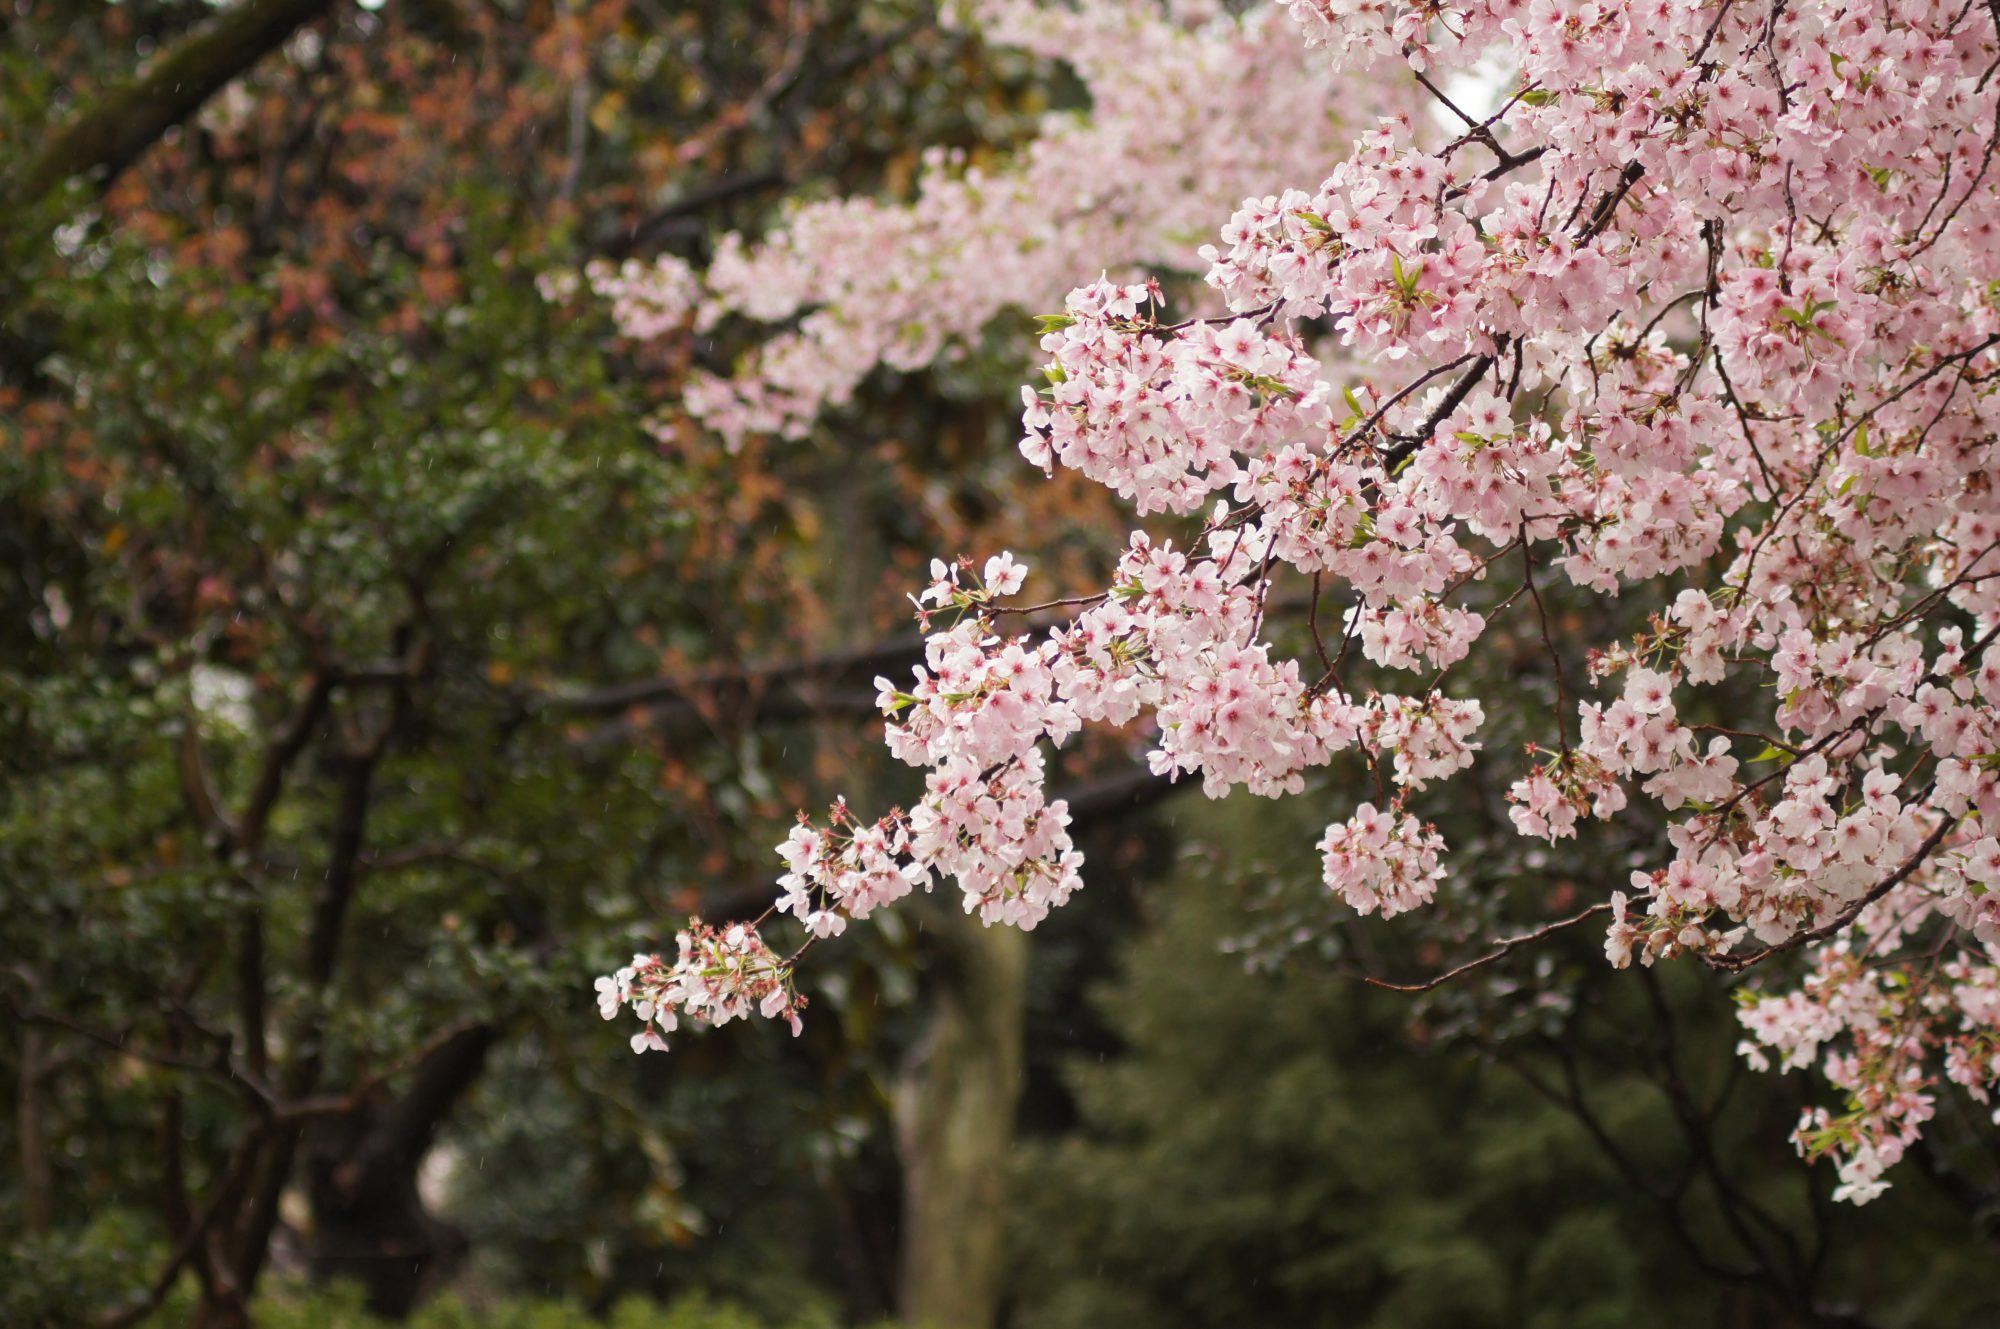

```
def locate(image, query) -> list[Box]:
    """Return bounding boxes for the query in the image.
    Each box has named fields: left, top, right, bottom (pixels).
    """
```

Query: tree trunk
left=18, top=1024, right=53, bottom=1237
left=191, top=1290, right=254, bottom=1329
left=304, top=1024, right=499, bottom=1317
left=894, top=905, right=1029, bottom=1329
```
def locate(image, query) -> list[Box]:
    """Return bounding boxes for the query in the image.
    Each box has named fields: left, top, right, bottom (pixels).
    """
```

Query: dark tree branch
left=1360, top=902, right=1611, bottom=993
left=556, top=635, right=925, bottom=752
left=1063, top=762, right=1186, bottom=831
left=606, top=168, right=787, bottom=257
left=551, top=634, right=924, bottom=717
left=602, top=13, right=935, bottom=257
left=99, top=1124, right=269, bottom=1329
left=13, top=0, right=338, bottom=211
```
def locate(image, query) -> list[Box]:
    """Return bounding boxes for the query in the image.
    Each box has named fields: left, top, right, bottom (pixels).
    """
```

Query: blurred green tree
left=0, top=2, right=1103, bottom=1325
left=1007, top=789, right=2000, bottom=1329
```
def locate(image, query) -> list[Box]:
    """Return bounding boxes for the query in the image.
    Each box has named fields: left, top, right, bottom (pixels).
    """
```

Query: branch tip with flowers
left=595, top=0, right=2000, bottom=1204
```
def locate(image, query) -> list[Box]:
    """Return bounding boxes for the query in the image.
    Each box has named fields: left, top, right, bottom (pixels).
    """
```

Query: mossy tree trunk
left=894, top=903, right=1029, bottom=1329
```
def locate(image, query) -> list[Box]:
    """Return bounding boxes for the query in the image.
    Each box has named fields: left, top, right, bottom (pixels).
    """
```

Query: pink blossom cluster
left=596, top=921, right=803, bottom=1055
left=1046, top=530, right=1365, bottom=797
left=579, top=253, right=701, bottom=341
left=579, top=0, right=1409, bottom=445
left=1738, top=887, right=2000, bottom=1203
left=598, top=0, right=2000, bottom=1200
left=1319, top=801, right=1446, bottom=917
left=1021, top=279, right=1334, bottom=514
